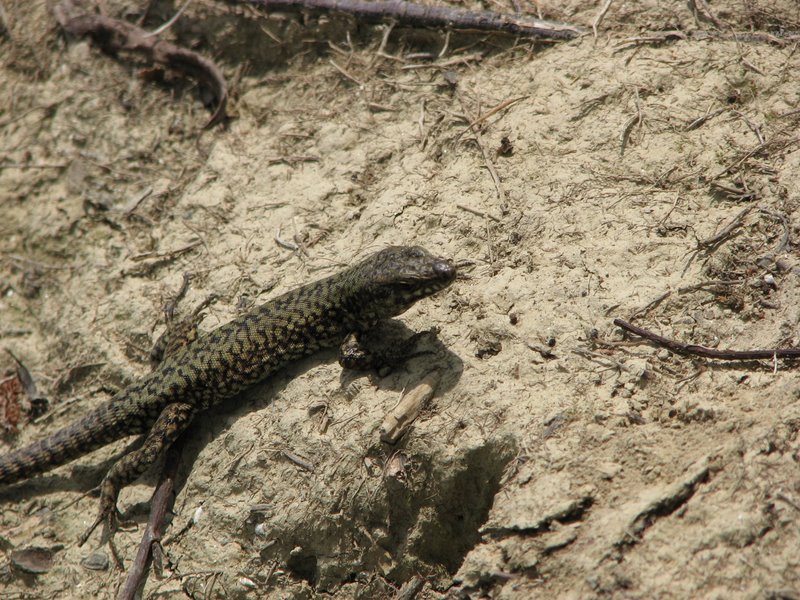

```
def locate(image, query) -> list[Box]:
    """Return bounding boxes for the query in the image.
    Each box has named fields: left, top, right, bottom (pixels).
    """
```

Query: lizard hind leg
left=78, top=401, right=196, bottom=546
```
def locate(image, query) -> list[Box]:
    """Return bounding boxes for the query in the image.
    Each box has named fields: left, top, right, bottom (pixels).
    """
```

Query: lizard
left=0, top=245, right=457, bottom=542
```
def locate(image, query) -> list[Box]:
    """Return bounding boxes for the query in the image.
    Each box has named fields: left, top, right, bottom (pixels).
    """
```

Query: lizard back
left=0, top=246, right=457, bottom=486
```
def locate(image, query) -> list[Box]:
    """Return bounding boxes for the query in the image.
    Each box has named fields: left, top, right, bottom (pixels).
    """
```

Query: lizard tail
left=0, top=401, right=134, bottom=484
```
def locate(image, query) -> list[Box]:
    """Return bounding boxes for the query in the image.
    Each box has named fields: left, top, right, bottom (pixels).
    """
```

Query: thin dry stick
left=118, top=435, right=187, bottom=600
left=401, top=52, right=483, bottom=70
left=627, top=290, right=671, bottom=321
left=688, top=0, right=726, bottom=28
left=614, top=318, right=800, bottom=361
left=760, top=208, right=790, bottom=256
left=685, top=107, right=726, bottom=131
left=438, top=29, right=450, bottom=58
left=393, top=576, right=425, bottom=600
left=740, top=56, right=765, bottom=76
left=732, top=110, right=765, bottom=144
left=144, top=0, right=193, bottom=37
left=55, top=0, right=227, bottom=128
left=715, top=137, right=800, bottom=181
left=616, top=30, right=799, bottom=50
left=417, top=98, right=425, bottom=141
left=458, top=95, right=528, bottom=138
left=697, top=206, right=751, bottom=250
left=329, top=58, right=365, bottom=85
left=620, top=88, right=642, bottom=156
left=683, top=206, right=751, bottom=275
left=231, top=0, right=584, bottom=39
left=374, top=21, right=395, bottom=60
left=709, top=180, right=755, bottom=201
left=592, top=0, right=614, bottom=37
left=456, top=203, right=501, bottom=222
left=456, top=91, right=505, bottom=201
left=627, top=279, right=746, bottom=321
left=677, top=279, right=744, bottom=293
left=0, top=163, right=68, bottom=169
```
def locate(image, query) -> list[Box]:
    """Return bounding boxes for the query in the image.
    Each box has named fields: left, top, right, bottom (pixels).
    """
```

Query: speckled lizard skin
left=0, top=246, right=456, bottom=540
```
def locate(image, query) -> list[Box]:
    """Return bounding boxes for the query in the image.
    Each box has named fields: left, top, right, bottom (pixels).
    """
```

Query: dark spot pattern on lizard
left=0, top=245, right=457, bottom=542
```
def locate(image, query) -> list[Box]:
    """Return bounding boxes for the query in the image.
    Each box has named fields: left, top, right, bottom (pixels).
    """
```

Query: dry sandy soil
left=2, top=0, right=800, bottom=598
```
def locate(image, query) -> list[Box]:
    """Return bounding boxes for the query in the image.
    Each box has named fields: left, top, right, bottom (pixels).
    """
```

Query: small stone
left=543, top=525, right=578, bottom=552
left=597, top=462, right=622, bottom=480
left=756, top=256, right=772, bottom=269
left=11, top=547, right=56, bottom=574
left=192, top=506, right=204, bottom=525
left=81, top=551, right=110, bottom=571
left=239, top=577, right=257, bottom=589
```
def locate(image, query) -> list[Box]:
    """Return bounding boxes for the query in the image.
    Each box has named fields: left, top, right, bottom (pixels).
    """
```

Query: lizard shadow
left=169, top=10, right=529, bottom=78
left=168, top=317, right=463, bottom=502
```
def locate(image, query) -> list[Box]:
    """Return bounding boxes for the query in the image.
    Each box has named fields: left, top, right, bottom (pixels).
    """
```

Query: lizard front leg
left=79, top=401, right=196, bottom=545
left=149, top=292, right=215, bottom=367
left=338, top=327, right=440, bottom=373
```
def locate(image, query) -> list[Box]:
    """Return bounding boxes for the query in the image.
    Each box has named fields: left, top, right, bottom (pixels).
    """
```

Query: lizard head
left=348, top=245, right=457, bottom=323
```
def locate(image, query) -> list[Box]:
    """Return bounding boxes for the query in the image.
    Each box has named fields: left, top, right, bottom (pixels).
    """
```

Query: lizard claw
left=78, top=504, right=127, bottom=569
left=78, top=505, right=120, bottom=547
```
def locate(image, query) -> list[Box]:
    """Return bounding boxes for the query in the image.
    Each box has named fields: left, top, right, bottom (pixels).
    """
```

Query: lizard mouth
left=399, top=258, right=456, bottom=297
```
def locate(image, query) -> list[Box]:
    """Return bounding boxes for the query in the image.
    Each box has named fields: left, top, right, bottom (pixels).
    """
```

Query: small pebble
left=11, top=547, right=55, bottom=574
left=81, top=551, right=110, bottom=571
left=239, top=577, right=257, bottom=589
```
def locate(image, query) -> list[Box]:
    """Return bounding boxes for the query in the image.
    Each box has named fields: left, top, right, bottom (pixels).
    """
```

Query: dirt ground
left=2, top=0, right=800, bottom=598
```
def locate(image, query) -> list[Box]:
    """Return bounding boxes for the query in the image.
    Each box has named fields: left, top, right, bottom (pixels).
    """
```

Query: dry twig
left=144, top=0, right=194, bottom=37
left=456, top=204, right=501, bottom=223
left=759, top=208, right=790, bottom=257
left=54, top=0, right=227, bottom=128
left=696, top=207, right=751, bottom=251
left=380, top=371, right=440, bottom=443
left=119, top=435, right=187, bottom=600
left=620, top=88, right=642, bottom=155
left=455, top=88, right=506, bottom=202
left=614, top=319, right=800, bottom=361
left=688, top=0, right=726, bottom=28
left=683, top=207, right=751, bottom=274
left=457, top=95, right=528, bottom=139
left=592, top=0, right=614, bottom=37
left=231, top=0, right=584, bottom=39
left=685, top=107, right=726, bottom=131
left=616, top=29, right=800, bottom=51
